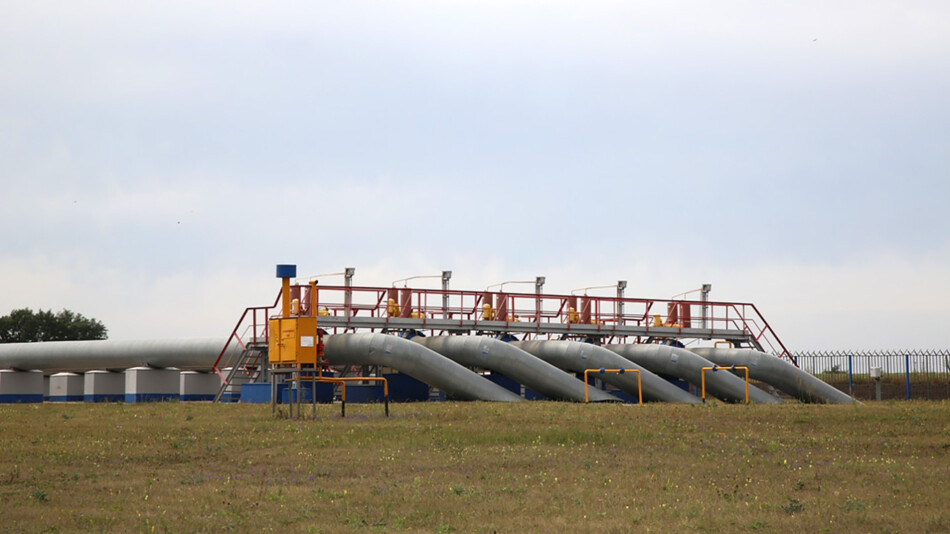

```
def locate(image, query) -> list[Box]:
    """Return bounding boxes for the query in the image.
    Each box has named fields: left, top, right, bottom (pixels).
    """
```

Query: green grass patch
left=0, top=401, right=948, bottom=532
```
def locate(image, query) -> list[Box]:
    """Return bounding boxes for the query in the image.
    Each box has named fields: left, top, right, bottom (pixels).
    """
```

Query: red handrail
left=211, top=291, right=281, bottom=379
left=217, top=283, right=795, bottom=370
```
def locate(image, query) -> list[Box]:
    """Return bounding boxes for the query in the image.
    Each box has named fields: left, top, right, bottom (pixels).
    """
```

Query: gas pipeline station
left=0, top=264, right=854, bottom=408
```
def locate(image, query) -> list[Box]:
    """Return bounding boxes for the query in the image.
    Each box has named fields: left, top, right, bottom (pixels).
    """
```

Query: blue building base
left=383, top=373, right=430, bottom=402
left=180, top=394, right=215, bottom=402
left=84, top=394, right=124, bottom=403
left=244, top=382, right=334, bottom=404
left=343, top=384, right=385, bottom=404
left=609, top=391, right=642, bottom=404
left=219, top=392, right=240, bottom=403
left=48, top=395, right=84, bottom=402
left=124, top=393, right=178, bottom=403
left=524, top=388, right=548, bottom=401
left=0, top=394, right=43, bottom=404
left=240, top=383, right=273, bottom=404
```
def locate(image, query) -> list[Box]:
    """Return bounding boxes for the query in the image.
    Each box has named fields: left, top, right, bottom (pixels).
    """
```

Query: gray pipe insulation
left=690, top=347, right=856, bottom=404
left=0, top=335, right=521, bottom=402
left=607, top=344, right=784, bottom=404
left=324, top=333, right=522, bottom=402
left=605, top=343, right=783, bottom=404
left=414, top=335, right=622, bottom=403
left=0, top=338, right=235, bottom=372
left=0, top=337, right=851, bottom=404
left=511, top=340, right=701, bottom=403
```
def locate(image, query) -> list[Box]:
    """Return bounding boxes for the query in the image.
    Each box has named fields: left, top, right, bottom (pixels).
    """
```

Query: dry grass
left=1, top=400, right=949, bottom=533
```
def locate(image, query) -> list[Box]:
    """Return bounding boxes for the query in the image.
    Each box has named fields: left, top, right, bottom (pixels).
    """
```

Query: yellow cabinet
left=268, top=317, right=317, bottom=365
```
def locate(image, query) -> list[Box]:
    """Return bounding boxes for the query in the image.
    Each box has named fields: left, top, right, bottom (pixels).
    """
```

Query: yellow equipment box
left=268, top=316, right=317, bottom=365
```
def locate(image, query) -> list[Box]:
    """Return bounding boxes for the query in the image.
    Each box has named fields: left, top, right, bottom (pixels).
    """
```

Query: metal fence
left=794, top=350, right=950, bottom=401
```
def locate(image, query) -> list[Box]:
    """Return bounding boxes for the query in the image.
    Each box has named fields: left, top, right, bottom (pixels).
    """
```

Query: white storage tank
left=0, top=370, right=44, bottom=404
left=49, top=372, right=84, bottom=402
left=84, top=370, right=125, bottom=402
left=124, top=367, right=180, bottom=403
left=180, top=371, right=220, bottom=401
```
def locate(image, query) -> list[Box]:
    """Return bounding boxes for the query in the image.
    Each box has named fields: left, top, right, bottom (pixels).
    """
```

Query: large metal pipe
left=511, top=340, right=701, bottom=403
left=690, top=347, right=856, bottom=404
left=0, top=338, right=235, bottom=372
left=606, top=343, right=784, bottom=404
left=324, top=333, right=522, bottom=402
left=415, top=335, right=621, bottom=402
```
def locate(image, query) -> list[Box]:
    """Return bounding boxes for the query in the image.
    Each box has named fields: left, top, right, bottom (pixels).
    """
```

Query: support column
left=442, top=270, right=452, bottom=319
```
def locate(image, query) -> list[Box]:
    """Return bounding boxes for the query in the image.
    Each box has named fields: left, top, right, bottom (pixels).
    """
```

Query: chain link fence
left=793, top=350, right=950, bottom=401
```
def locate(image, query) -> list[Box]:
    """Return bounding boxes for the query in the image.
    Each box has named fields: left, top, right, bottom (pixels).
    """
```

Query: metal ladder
left=213, top=342, right=269, bottom=403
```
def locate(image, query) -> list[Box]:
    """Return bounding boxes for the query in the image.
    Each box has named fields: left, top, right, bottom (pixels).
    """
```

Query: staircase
left=213, top=342, right=269, bottom=402
left=211, top=297, right=280, bottom=403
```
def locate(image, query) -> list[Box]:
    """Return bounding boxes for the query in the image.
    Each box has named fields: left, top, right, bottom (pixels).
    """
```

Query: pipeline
left=607, top=344, right=784, bottom=404
left=511, top=340, right=701, bottom=403
left=690, top=347, right=856, bottom=404
left=414, top=335, right=621, bottom=403
left=0, top=336, right=523, bottom=402
left=0, top=338, right=233, bottom=373
left=324, top=333, right=522, bottom=402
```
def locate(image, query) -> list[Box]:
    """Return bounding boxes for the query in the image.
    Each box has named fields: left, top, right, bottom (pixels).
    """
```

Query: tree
left=0, top=308, right=108, bottom=343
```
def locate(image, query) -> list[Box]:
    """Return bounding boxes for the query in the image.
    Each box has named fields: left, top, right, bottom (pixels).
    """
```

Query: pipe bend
left=512, top=340, right=700, bottom=403
left=690, top=347, right=857, bottom=404
left=416, top=335, right=621, bottom=402
left=325, top=333, right=522, bottom=402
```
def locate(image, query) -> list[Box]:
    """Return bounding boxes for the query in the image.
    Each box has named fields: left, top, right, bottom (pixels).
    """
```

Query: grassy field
left=1, top=400, right=949, bottom=533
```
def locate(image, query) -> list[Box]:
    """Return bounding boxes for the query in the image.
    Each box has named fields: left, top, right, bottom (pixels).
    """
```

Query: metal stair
left=213, top=342, right=269, bottom=402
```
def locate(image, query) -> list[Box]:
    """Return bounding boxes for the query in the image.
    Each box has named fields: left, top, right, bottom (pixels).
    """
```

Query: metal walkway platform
left=313, top=315, right=757, bottom=344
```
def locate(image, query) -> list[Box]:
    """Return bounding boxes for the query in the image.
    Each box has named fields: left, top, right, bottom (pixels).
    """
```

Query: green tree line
left=0, top=308, right=108, bottom=343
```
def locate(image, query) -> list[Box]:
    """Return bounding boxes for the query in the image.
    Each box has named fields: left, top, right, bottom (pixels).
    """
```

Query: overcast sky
left=2, top=1, right=948, bottom=350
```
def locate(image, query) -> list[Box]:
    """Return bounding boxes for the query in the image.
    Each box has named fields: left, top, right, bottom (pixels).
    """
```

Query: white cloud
left=1, top=1, right=949, bottom=351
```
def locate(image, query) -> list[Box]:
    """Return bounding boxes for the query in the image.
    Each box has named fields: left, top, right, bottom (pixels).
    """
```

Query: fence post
left=848, top=354, right=854, bottom=397
left=905, top=353, right=911, bottom=400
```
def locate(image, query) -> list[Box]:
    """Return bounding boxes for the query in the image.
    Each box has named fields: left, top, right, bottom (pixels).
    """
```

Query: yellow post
left=700, top=365, right=750, bottom=404
left=281, top=277, right=291, bottom=318
left=583, top=368, right=642, bottom=405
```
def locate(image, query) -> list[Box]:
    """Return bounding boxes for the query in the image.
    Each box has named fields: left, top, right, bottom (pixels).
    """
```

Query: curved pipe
left=415, top=336, right=621, bottom=403
left=0, top=338, right=236, bottom=372
left=511, top=340, right=700, bottom=403
left=690, top=347, right=856, bottom=404
left=324, top=333, right=522, bottom=402
left=606, top=344, right=784, bottom=404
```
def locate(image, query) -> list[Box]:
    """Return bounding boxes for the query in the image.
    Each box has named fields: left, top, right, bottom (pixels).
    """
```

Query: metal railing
left=211, top=294, right=280, bottom=380
left=303, top=284, right=793, bottom=360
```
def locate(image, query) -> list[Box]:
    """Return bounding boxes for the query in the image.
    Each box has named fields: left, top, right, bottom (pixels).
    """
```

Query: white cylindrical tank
left=180, top=371, right=220, bottom=401
left=124, top=367, right=180, bottom=403
left=49, top=372, right=84, bottom=402
left=0, top=370, right=44, bottom=404
left=84, top=370, right=125, bottom=402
